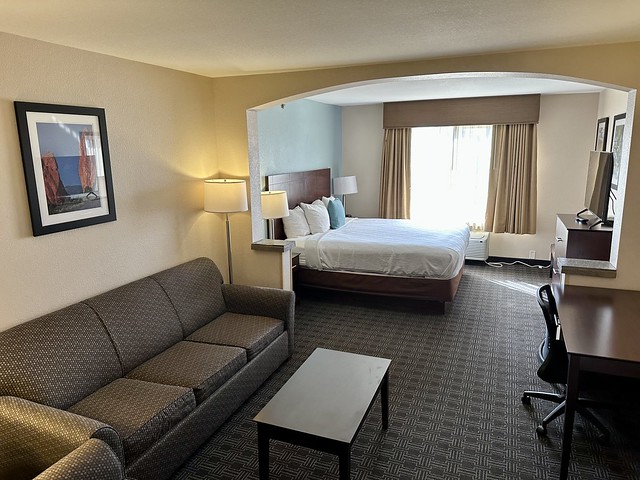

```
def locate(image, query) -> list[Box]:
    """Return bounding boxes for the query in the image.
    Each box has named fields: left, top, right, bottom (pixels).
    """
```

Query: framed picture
left=594, top=116, right=609, bottom=151
left=14, top=102, right=116, bottom=236
left=610, top=113, right=626, bottom=190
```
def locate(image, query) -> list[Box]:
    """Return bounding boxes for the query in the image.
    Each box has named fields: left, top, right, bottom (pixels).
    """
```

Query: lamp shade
left=204, top=179, right=248, bottom=213
left=333, top=176, right=358, bottom=195
left=261, top=191, right=290, bottom=219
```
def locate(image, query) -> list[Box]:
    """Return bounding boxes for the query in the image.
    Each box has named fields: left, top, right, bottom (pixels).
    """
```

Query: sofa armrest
left=222, top=284, right=295, bottom=353
left=34, top=438, right=125, bottom=480
left=0, top=396, right=124, bottom=480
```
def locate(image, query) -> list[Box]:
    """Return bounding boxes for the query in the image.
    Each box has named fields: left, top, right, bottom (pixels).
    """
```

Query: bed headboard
left=265, top=168, right=331, bottom=240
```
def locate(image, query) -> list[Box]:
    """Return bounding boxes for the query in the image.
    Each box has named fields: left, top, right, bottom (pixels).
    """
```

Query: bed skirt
left=297, top=266, right=464, bottom=303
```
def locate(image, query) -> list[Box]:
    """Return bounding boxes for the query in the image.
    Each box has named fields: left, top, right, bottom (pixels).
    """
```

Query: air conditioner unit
left=466, top=232, right=490, bottom=261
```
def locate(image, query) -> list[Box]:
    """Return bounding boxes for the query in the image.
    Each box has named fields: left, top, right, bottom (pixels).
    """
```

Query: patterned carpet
left=173, top=264, right=640, bottom=480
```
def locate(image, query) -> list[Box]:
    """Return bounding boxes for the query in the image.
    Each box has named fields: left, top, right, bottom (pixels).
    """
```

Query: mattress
left=290, top=218, right=470, bottom=280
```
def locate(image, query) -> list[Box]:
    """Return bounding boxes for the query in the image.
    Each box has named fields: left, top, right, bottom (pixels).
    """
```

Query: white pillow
left=282, top=206, right=311, bottom=238
left=322, top=196, right=335, bottom=209
left=301, top=200, right=331, bottom=234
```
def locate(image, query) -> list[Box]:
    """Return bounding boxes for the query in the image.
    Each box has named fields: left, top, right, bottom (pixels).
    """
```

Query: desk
left=554, top=284, right=640, bottom=479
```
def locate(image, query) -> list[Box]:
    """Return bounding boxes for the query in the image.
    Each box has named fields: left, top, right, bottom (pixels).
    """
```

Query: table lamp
left=333, top=176, right=358, bottom=214
left=204, top=179, right=248, bottom=284
left=261, top=190, right=289, bottom=239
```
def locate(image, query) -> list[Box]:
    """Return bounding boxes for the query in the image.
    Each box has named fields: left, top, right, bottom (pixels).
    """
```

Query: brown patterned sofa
left=0, top=257, right=295, bottom=480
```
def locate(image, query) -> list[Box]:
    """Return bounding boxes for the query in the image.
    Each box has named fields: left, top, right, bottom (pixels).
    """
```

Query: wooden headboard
left=265, top=168, right=331, bottom=240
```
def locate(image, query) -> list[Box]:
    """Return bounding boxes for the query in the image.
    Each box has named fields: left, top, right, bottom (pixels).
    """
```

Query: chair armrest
left=222, top=284, right=295, bottom=353
left=0, top=396, right=123, bottom=480
left=34, top=438, right=125, bottom=480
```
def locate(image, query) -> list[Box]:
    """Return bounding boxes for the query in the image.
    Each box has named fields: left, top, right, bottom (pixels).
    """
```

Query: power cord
left=485, top=260, right=551, bottom=269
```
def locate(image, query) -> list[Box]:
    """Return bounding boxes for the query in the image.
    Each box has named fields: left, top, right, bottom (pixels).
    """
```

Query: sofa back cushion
left=151, top=257, right=226, bottom=337
left=0, top=303, right=122, bottom=410
left=84, top=277, right=183, bottom=374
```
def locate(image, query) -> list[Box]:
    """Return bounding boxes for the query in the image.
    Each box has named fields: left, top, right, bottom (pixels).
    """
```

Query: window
left=410, top=125, right=493, bottom=229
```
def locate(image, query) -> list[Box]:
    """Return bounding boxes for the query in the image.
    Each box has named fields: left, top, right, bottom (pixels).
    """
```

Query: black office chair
left=521, top=284, right=609, bottom=440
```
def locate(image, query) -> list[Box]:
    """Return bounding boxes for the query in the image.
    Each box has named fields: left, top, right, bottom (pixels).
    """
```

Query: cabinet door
left=566, top=231, right=611, bottom=260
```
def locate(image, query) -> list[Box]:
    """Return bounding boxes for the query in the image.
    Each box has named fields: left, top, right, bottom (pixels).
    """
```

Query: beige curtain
left=485, top=123, right=537, bottom=234
left=379, top=128, right=411, bottom=219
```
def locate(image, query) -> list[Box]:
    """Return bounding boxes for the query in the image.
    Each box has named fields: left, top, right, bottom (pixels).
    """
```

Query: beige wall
left=212, top=42, right=638, bottom=290
left=3, top=35, right=640, bottom=331
left=0, top=33, right=222, bottom=330
left=342, top=104, right=383, bottom=218
left=524, top=93, right=600, bottom=259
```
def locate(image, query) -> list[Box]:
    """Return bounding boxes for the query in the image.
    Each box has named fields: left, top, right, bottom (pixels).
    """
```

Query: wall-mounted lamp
left=261, top=190, right=289, bottom=240
left=204, top=179, right=248, bottom=284
left=333, top=176, right=358, bottom=214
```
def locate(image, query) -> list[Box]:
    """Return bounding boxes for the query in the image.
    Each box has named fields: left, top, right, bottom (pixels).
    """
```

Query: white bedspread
left=294, top=218, right=470, bottom=280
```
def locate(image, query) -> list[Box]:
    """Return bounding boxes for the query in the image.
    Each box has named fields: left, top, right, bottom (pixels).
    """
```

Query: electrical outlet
left=529, top=250, right=536, bottom=259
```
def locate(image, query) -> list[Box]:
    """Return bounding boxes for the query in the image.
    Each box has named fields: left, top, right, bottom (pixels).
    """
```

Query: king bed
left=266, top=168, right=469, bottom=311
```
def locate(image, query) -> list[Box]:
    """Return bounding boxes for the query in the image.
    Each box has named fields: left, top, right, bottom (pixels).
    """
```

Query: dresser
left=551, top=214, right=613, bottom=277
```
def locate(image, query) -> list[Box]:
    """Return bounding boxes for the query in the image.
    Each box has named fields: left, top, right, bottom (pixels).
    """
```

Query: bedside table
left=291, top=252, right=301, bottom=303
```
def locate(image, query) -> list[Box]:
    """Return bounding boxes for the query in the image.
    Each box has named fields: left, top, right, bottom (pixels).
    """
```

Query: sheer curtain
left=410, top=125, right=493, bottom=228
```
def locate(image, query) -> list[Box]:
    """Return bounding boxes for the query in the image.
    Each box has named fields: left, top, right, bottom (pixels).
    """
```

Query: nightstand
left=291, top=252, right=301, bottom=303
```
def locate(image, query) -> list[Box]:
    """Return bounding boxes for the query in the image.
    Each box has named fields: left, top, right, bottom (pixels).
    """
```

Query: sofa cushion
left=0, top=303, right=122, bottom=410
left=126, top=341, right=246, bottom=404
left=69, top=379, right=195, bottom=463
left=83, top=277, right=184, bottom=374
left=151, top=257, right=227, bottom=337
left=187, top=313, right=284, bottom=361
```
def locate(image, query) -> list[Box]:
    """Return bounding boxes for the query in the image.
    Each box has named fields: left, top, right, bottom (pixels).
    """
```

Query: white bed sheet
left=291, top=218, right=470, bottom=280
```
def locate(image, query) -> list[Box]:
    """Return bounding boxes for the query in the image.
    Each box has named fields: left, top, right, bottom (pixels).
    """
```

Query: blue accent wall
left=258, top=99, right=342, bottom=178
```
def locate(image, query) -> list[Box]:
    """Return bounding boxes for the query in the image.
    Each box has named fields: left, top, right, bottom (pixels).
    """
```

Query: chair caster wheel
left=536, top=425, right=547, bottom=436
left=521, top=395, right=531, bottom=405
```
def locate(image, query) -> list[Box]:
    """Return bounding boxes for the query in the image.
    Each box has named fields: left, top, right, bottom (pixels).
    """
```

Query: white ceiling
left=0, top=1, right=637, bottom=105
left=307, top=74, right=607, bottom=106
left=0, top=0, right=639, bottom=79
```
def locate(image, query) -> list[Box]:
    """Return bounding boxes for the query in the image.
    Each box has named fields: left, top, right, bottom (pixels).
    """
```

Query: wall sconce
left=204, top=179, right=248, bottom=284
left=261, top=190, right=289, bottom=240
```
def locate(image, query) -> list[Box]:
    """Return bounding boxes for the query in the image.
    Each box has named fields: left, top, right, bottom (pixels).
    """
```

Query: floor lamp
left=204, top=179, right=248, bottom=284
left=333, top=176, right=358, bottom=215
left=261, top=191, right=289, bottom=239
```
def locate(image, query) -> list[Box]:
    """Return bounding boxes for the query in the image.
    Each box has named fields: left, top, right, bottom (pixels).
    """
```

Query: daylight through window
left=410, top=125, right=493, bottom=229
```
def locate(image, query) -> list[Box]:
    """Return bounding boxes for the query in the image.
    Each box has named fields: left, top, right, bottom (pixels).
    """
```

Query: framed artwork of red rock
left=14, top=102, right=116, bottom=236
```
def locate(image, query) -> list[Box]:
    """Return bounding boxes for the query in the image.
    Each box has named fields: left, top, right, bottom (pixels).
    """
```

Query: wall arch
left=246, top=71, right=634, bottom=269
left=210, top=42, right=638, bottom=289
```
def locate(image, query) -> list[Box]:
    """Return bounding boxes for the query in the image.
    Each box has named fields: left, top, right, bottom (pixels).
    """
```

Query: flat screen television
left=576, top=151, right=614, bottom=228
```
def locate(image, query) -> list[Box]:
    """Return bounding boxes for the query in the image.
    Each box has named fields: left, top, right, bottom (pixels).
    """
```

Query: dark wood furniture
left=265, top=168, right=464, bottom=310
left=522, top=285, right=608, bottom=438
left=553, top=284, right=640, bottom=480
left=551, top=214, right=613, bottom=279
left=253, top=348, right=391, bottom=480
left=291, top=252, right=300, bottom=303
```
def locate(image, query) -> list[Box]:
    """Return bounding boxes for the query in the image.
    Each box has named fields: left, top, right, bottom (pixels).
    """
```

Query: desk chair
left=522, top=284, right=609, bottom=440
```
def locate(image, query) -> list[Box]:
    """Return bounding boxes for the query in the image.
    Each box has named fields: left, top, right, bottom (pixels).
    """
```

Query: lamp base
left=268, top=218, right=276, bottom=240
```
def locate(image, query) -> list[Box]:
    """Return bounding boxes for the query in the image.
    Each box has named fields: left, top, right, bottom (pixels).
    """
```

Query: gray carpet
left=173, top=264, right=640, bottom=479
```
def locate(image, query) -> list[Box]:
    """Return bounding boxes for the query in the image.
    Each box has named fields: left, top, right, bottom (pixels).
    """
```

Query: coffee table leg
left=381, top=371, right=389, bottom=429
left=257, top=425, right=269, bottom=480
left=339, top=445, right=351, bottom=480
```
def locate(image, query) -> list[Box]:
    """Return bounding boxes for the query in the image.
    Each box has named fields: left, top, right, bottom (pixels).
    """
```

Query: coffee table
left=253, top=347, right=391, bottom=479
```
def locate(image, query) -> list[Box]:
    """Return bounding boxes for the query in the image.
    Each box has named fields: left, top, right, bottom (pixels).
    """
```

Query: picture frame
left=14, top=102, right=116, bottom=236
left=610, top=113, right=626, bottom=190
left=594, top=116, right=609, bottom=151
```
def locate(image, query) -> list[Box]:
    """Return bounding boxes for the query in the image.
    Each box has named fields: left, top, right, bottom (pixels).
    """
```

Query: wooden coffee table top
left=254, top=348, right=391, bottom=444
